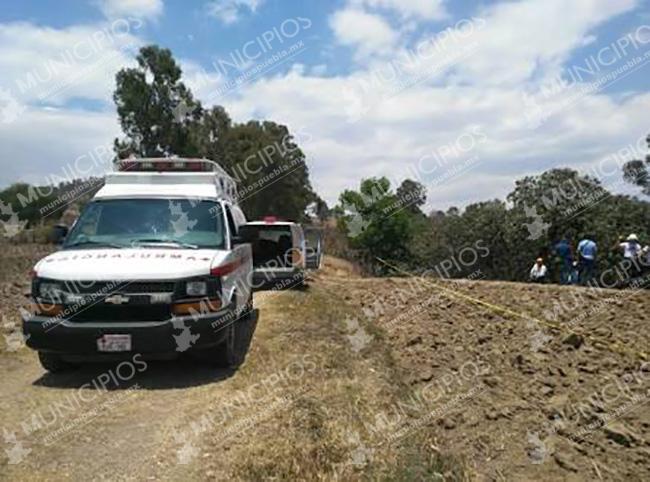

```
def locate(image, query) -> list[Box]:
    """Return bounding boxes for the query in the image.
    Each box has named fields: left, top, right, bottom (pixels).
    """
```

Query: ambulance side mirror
left=233, top=227, right=255, bottom=245
left=231, top=235, right=246, bottom=245
left=50, top=225, right=69, bottom=245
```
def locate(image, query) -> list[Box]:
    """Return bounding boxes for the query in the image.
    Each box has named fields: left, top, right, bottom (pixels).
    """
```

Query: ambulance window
left=64, top=199, right=226, bottom=249
left=75, top=202, right=102, bottom=236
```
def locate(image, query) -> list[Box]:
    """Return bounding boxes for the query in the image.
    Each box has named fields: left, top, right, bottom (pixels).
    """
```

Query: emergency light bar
left=116, top=158, right=221, bottom=173
left=108, top=157, right=239, bottom=204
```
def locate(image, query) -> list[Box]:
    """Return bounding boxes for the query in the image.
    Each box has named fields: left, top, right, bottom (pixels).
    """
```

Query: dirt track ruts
left=1, top=247, right=649, bottom=481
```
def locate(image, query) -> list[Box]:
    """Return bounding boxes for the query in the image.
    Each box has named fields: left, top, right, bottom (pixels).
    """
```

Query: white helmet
left=627, top=233, right=639, bottom=241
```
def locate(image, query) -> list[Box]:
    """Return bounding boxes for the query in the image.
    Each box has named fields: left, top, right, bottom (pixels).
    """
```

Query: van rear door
left=292, top=225, right=306, bottom=269
left=304, top=227, right=323, bottom=270
left=240, top=223, right=294, bottom=270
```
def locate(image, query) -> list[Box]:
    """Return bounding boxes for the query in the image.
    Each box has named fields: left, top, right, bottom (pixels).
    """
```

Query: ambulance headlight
left=186, top=281, right=207, bottom=297
left=39, top=282, right=63, bottom=300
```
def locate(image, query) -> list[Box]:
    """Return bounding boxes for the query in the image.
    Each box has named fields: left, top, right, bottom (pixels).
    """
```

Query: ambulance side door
left=223, top=202, right=253, bottom=307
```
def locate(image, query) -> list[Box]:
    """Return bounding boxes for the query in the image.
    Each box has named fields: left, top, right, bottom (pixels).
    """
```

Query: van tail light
left=210, top=258, right=243, bottom=277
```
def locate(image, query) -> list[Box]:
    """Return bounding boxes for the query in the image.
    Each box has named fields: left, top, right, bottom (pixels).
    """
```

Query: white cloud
left=352, top=0, right=448, bottom=21
left=0, top=106, right=120, bottom=188
left=329, top=8, right=399, bottom=58
left=333, top=0, right=639, bottom=89
left=97, top=0, right=163, bottom=19
left=0, top=21, right=142, bottom=106
left=219, top=64, right=650, bottom=210
left=0, top=18, right=144, bottom=189
left=329, top=0, right=448, bottom=61
left=1, top=0, right=648, bottom=219
left=206, top=0, right=265, bottom=25
left=451, top=0, right=639, bottom=85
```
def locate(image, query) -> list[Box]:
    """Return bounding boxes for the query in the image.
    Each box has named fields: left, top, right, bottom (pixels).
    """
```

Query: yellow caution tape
left=375, top=257, right=647, bottom=362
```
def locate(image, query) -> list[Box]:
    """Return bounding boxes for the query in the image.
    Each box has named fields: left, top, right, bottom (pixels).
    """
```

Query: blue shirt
left=578, top=239, right=597, bottom=260
left=555, top=240, right=572, bottom=261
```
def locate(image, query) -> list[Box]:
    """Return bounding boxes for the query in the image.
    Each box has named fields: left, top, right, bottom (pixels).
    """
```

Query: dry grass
left=0, top=247, right=468, bottom=481
left=186, top=284, right=468, bottom=481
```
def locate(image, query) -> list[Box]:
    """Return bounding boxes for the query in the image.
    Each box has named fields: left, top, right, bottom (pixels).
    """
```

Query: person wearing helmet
left=616, top=233, right=644, bottom=283
left=529, top=257, right=548, bottom=283
left=617, top=233, right=641, bottom=259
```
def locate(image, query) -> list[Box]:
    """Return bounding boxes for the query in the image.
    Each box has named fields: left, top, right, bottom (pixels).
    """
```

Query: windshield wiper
left=65, top=240, right=124, bottom=249
left=131, top=238, right=199, bottom=249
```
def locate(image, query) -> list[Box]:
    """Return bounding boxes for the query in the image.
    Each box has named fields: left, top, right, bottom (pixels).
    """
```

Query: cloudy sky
left=1, top=0, right=649, bottom=210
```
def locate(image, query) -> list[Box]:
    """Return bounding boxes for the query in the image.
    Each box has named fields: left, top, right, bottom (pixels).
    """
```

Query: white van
left=23, top=158, right=253, bottom=372
left=240, top=218, right=318, bottom=288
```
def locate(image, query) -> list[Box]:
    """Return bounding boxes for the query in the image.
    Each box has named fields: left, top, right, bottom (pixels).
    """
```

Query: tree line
left=335, top=155, right=650, bottom=283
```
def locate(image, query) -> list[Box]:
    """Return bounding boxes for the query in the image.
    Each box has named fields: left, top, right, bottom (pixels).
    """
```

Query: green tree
left=192, top=106, right=232, bottom=162
left=221, top=121, right=314, bottom=220
left=622, top=133, right=650, bottom=195
left=111, top=45, right=316, bottom=221
left=0, top=183, right=55, bottom=228
left=113, top=45, right=202, bottom=158
left=396, top=179, right=427, bottom=214
left=338, top=177, right=417, bottom=270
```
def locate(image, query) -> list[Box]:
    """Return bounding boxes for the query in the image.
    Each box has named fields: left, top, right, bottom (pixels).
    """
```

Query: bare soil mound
left=317, top=268, right=650, bottom=481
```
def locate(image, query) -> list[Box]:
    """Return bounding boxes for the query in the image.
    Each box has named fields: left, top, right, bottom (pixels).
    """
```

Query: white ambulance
left=23, top=158, right=253, bottom=372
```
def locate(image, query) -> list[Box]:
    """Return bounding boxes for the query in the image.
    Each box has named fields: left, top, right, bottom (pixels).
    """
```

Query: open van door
left=239, top=219, right=306, bottom=288
left=240, top=221, right=295, bottom=269
left=304, top=227, right=323, bottom=270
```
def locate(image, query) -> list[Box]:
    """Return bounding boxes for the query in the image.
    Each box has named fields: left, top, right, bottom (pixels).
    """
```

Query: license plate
left=97, top=334, right=132, bottom=352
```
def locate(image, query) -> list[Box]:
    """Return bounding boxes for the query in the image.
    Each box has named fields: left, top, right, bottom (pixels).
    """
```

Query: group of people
left=529, top=233, right=649, bottom=286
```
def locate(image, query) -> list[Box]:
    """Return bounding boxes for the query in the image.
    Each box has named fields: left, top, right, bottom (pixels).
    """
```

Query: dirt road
left=1, top=246, right=649, bottom=481
left=0, top=246, right=433, bottom=480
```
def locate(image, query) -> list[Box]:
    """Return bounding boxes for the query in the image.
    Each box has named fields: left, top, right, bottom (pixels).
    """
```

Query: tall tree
left=396, top=179, right=426, bottom=214
left=192, top=106, right=231, bottom=162
left=111, top=45, right=317, bottom=221
left=113, top=45, right=202, bottom=158
left=338, top=177, right=416, bottom=270
left=222, top=121, right=314, bottom=220
left=622, top=134, right=650, bottom=195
